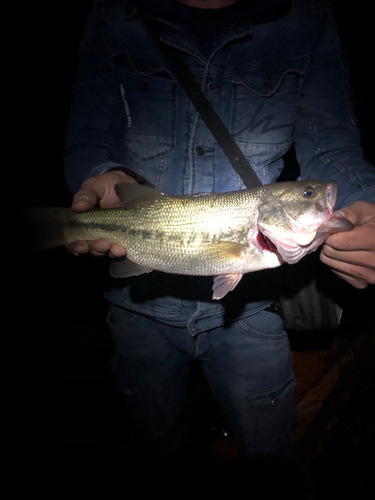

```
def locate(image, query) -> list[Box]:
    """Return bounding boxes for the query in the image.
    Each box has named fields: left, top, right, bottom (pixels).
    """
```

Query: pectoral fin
left=202, top=241, right=247, bottom=259
left=212, top=274, right=243, bottom=300
left=110, top=257, right=153, bottom=278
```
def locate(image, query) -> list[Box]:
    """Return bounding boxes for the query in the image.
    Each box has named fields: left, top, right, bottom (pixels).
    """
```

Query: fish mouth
left=257, top=227, right=310, bottom=264
left=256, top=230, right=278, bottom=253
left=254, top=181, right=342, bottom=264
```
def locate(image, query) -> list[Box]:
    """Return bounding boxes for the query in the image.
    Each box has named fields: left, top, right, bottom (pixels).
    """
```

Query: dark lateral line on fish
left=67, top=220, right=169, bottom=242
left=67, top=220, right=245, bottom=245
left=67, top=220, right=124, bottom=233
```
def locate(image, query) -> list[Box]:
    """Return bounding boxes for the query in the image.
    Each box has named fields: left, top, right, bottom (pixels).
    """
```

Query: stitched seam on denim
left=122, top=76, right=178, bottom=161
left=117, top=51, right=173, bottom=78
left=115, top=56, right=178, bottom=161
left=188, top=107, right=199, bottom=195
left=154, top=157, right=166, bottom=191
left=340, top=59, right=358, bottom=126
left=228, top=55, right=310, bottom=76
left=230, top=72, right=303, bottom=165
left=339, top=187, right=375, bottom=207
left=124, top=145, right=176, bottom=162
left=299, top=94, right=370, bottom=189
left=159, top=34, right=207, bottom=66
left=246, top=374, right=296, bottom=401
left=202, top=54, right=216, bottom=192
left=232, top=69, right=304, bottom=98
left=112, top=291, right=195, bottom=316
left=237, top=322, right=286, bottom=340
left=169, top=50, right=210, bottom=194
left=107, top=311, right=141, bottom=329
left=120, top=83, right=132, bottom=129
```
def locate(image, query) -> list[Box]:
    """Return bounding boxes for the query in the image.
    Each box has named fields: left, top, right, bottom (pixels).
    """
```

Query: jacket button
left=195, top=146, right=205, bottom=155
left=271, top=397, right=280, bottom=406
left=137, top=80, right=148, bottom=91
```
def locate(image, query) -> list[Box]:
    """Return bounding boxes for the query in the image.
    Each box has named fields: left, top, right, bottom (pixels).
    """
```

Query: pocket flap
left=233, top=67, right=304, bottom=97
left=112, top=50, right=173, bottom=80
left=247, top=375, right=296, bottom=410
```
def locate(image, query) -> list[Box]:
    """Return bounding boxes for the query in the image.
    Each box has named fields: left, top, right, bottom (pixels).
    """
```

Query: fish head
left=256, top=180, right=353, bottom=264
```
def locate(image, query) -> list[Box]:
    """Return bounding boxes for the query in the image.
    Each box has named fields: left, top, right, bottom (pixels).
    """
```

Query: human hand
left=66, top=170, right=137, bottom=258
left=320, top=201, right=375, bottom=288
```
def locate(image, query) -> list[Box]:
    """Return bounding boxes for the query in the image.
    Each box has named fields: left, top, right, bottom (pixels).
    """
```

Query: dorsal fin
left=115, top=182, right=164, bottom=208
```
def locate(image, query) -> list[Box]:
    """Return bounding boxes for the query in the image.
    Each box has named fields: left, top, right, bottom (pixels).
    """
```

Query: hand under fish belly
left=20, top=179, right=353, bottom=299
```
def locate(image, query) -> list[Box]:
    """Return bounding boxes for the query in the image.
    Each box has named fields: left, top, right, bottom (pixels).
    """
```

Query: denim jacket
left=65, top=0, right=375, bottom=331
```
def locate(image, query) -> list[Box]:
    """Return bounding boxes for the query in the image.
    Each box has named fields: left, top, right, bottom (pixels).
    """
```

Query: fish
left=19, top=179, right=353, bottom=300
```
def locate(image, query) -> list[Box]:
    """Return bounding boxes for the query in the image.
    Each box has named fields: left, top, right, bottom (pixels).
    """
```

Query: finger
left=320, top=251, right=375, bottom=285
left=66, top=240, right=90, bottom=255
left=71, top=176, right=110, bottom=211
left=71, top=171, right=139, bottom=213
left=321, top=245, right=375, bottom=269
left=325, top=225, right=375, bottom=252
left=338, top=201, right=375, bottom=226
left=330, top=269, right=368, bottom=289
left=71, top=191, right=98, bottom=212
left=88, top=239, right=111, bottom=256
left=108, top=243, right=127, bottom=258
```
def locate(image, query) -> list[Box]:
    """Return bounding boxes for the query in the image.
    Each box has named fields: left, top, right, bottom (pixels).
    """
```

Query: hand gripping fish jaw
left=253, top=180, right=352, bottom=267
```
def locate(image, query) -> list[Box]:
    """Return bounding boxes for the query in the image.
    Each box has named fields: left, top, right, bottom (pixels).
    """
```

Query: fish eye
left=303, top=186, right=316, bottom=198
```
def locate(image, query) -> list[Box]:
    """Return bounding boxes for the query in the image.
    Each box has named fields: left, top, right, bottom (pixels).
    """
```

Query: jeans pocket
left=247, top=376, right=296, bottom=411
left=246, top=376, right=297, bottom=456
left=107, top=304, right=141, bottom=331
left=237, top=310, right=286, bottom=339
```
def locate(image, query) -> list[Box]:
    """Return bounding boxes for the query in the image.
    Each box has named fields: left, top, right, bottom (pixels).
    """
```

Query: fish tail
left=11, top=207, right=73, bottom=252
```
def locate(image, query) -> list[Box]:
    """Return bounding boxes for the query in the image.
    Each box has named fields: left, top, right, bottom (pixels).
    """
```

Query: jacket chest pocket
left=113, top=52, right=177, bottom=162
left=230, top=67, right=304, bottom=167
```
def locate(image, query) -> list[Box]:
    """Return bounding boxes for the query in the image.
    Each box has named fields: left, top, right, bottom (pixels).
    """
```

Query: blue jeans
left=108, top=304, right=296, bottom=459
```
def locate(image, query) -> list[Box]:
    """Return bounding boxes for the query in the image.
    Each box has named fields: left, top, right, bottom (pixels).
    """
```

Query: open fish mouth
left=255, top=230, right=278, bottom=254
left=255, top=181, right=352, bottom=264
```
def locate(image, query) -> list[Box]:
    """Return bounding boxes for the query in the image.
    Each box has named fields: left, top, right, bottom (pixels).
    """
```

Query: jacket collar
left=134, top=0, right=291, bottom=59
left=135, top=0, right=291, bottom=26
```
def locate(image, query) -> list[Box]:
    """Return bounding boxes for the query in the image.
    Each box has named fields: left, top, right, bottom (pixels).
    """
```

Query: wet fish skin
left=20, top=179, right=353, bottom=299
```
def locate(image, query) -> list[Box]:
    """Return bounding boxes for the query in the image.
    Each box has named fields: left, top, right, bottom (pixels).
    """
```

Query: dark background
left=9, top=1, right=374, bottom=498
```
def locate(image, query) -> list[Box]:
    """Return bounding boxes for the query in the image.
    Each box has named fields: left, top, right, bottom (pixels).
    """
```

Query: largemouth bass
left=22, top=180, right=352, bottom=299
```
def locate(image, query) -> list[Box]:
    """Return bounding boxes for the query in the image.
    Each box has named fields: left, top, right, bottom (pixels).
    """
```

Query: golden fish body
left=23, top=180, right=353, bottom=299
left=64, top=187, right=279, bottom=276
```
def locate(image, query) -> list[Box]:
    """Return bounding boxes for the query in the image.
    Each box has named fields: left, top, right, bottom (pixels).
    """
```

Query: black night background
left=8, top=1, right=374, bottom=498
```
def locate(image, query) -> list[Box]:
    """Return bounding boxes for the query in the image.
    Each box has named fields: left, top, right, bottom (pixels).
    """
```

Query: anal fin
left=110, top=257, right=153, bottom=278
left=212, top=274, right=243, bottom=300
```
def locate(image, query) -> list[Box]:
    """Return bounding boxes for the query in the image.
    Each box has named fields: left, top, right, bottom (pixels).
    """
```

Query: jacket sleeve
left=292, top=14, right=375, bottom=209
left=64, top=0, right=127, bottom=194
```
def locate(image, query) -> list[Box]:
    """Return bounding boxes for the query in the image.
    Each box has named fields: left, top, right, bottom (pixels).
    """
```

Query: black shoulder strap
left=160, top=44, right=262, bottom=189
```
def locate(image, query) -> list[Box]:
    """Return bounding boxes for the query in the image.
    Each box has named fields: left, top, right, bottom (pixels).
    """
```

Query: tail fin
left=10, top=207, right=72, bottom=252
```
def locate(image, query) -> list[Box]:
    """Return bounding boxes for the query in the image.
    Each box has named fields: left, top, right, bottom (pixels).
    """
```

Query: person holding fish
left=62, top=0, right=375, bottom=479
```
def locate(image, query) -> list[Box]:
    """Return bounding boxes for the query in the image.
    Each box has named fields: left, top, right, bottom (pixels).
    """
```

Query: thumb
left=71, top=189, right=98, bottom=212
left=335, top=201, right=375, bottom=227
left=71, top=171, right=134, bottom=212
left=71, top=175, right=108, bottom=212
left=335, top=207, right=359, bottom=227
